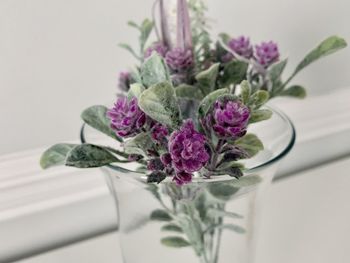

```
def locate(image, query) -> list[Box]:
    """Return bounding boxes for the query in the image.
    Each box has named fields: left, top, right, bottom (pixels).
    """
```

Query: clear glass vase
left=82, top=106, right=295, bottom=263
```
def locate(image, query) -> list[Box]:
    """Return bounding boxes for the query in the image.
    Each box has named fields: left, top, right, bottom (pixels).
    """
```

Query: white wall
left=0, top=0, right=349, bottom=155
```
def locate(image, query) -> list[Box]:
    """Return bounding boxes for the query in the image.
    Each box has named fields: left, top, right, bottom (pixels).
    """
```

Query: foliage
left=188, top=0, right=213, bottom=71
left=41, top=1, right=347, bottom=188
left=119, top=19, right=154, bottom=62
left=38, top=3, right=348, bottom=263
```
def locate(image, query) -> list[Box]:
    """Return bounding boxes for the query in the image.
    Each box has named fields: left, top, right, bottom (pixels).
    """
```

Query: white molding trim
left=0, top=88, right=350, bottom=262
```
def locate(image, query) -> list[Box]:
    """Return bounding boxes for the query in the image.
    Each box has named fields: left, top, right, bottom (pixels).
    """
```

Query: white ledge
left=0, top=88, right=350, bottom=262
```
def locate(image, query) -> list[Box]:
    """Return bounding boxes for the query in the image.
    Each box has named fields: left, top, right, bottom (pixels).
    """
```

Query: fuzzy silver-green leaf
left=141, top=53, right=170, bottom=87
left=40, top=144, right=76, bottom=169
left=235, top=134, right=264, bottom=157
left=127, top=83, right=145, bottom=100
left=249, top=109, right=273, bottom=124
left=175, top=84, right=204, bottom=100
left=124, top=132, right=154, bottom=157
left=282, top=85, right=307, bottom=99
left=195, top=63, right=220, bottom=95
left=139, top=82, right=180, bottom=128
left=81, top=105, right=121, bottom=142
left=286, top=36, right=347, bottom=84
left=150, top=209, right=172, bottom=221
left=161, top=237, right=191, bottom=248
left=66, top=144, right=118, bottom=168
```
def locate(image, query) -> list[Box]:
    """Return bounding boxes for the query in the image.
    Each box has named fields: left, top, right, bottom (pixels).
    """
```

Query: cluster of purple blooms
left=111, top=0, right=277, bottom=185
left=221, top=36, right=279, bottom=68
left=107, top=1, right=281, bottom=185
left=168, top=120, right=210, bottom=184
left=203, top=100, right=250, bottom=139
left=118, top=36, right=279, bottom=91
left=107, top=94, right=251, bottom=185
left=145, top=42, right=194, bottom=72
left=107, top=97, right=146, bottom=138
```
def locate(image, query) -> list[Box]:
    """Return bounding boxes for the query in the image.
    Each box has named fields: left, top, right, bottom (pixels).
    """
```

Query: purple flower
left=169, top=120, right=210, bottom=176
left=107, top=97, right=146, bottom=138
left=145, top=42, right=168, bottom=58
left=151, top=123, right=169, bottom=143
left=208, top=100, right=250, bottom=139
left=254, top=41, right=280, bottom=67
left=230, top=36, right=253, bottom=59
left=165, top=48, right=193, bottom=71
left=118, top=71, right=131, bottom=92
left=173, top=171, right=192, bottom=186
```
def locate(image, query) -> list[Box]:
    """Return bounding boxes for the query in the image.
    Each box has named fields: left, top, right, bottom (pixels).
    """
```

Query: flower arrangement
left=40, top=0, right=346, bottom=187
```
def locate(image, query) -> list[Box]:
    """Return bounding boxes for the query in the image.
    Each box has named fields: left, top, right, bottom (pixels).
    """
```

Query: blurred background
left=0, top=0, right=349, bottom=154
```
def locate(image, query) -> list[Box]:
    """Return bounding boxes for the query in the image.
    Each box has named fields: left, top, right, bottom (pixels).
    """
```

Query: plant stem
left=200, top=254, right=211, bottom=263
left=210, top=139, right=225, bottom=171
left=212, top=207, right=224, bottom=263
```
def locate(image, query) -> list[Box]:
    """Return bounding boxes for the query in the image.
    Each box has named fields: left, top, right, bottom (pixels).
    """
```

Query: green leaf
left=281, top=85, right=307, bottom=99
left=161, top=224, right=183, bottom=233
left=269, top=59, right=288, bottom=97
left=124, top=132, right=154, bottom=157
left=40, top=144, right=76, bottom=169
left=208, top=182, right=239, bottom=201
left=150, top=209, right=172, bottom=221
left=207, top=208, right=244, bottom=219
left=198, top=88, right=229, bottom=118
left=217, top=161, right=244, bottom=171
left=219, top=60, right=248, bottom=87
left=141, top=53, right=170, bottom=87
left=130, top=69, right=142, bottom=84
left=225, top=167, right=244, bottom=178
left=249, top=90, right=270, bottom=109
left=231, top=175, right=262, bottom=188
left=118, top=43, right=140, bottom=60
left=127, top=83, right=145, bottom=100
left=249, top=109, right=273, bottom=124
left=218, top=33, right=231, bottom=44
left=147, top=171, right=167, bottom=184
left=65, top=144, right=118, bottom=168
left=269, top=59, right=288, bottom=83
left=288, top=36, right=347, bottom=83
left=217, top=165, right=244, bottom=179
left=214, top=224, right=246, bottom=234
left=175, top=84, right=204, bottom=101
left=161, top=237, right=191, bottom=248
left=175, top=213, right=203, bottom=255
left=195, top=63, right=220, bottom=95
left=240, top=80, right=251, bottom=104
left=140, top=19, right=154, bottom=47
left=139, top=82, right=181, bottom=128
left=81, top=105, right=121, bottom=142
left=235, top=134, right=264, bottom=157
left=146, top=184, right=161, bottom=201
left=127, top=20, right=140, bottom=29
